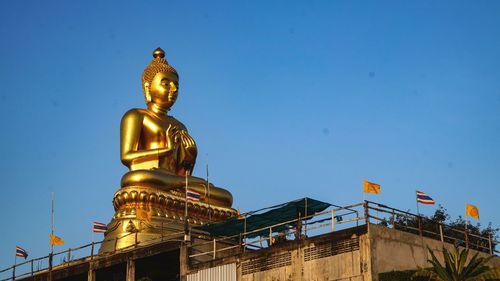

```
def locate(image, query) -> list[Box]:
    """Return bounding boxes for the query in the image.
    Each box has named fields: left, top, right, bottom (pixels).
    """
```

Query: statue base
left=99, top=186, right=237, bottom=254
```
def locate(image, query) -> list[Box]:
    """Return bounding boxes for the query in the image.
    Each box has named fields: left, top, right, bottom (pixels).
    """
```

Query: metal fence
left=365, top=201, right=498, bottom=255
left=1, top=201, right=498, bottom=280
left=188, top=201, right=499, bottom=264
left=0, top=230, right=185, bottom=281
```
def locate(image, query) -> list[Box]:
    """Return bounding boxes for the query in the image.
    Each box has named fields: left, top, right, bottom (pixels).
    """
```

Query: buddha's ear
left=144, top=82, right=152, bottom=102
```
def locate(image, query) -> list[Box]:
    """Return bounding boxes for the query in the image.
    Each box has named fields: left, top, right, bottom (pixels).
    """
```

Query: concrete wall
left=187, top=224, right=500, bottom=281
left=188, top=227, right=370, bottom=281
left=368, top=224, right=500, bottom=279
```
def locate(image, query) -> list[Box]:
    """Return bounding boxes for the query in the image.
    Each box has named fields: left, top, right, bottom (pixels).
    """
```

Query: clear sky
left=1, top=0, right=500, bottom=271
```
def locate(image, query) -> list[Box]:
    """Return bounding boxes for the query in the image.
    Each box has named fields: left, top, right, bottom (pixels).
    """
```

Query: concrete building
left=2, top=200, right=498, bottom=281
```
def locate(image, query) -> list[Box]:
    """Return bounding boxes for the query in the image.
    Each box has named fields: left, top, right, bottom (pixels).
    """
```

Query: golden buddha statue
left=99, top=48, right=236, bottom=253
left=120, top=47, right=232, bottom=207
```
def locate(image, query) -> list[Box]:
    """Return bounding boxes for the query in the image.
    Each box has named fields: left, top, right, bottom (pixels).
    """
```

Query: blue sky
left=1, top=0, right=500, bottom=271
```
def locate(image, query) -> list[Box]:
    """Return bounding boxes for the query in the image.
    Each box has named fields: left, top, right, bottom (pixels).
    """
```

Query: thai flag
left=16, top=246, right=28, bottom=259
left=92, top=221, right=108, bottom=233
left=186, top=189, right=201, bottom=202
left=416, top=190, right=435, bottom=205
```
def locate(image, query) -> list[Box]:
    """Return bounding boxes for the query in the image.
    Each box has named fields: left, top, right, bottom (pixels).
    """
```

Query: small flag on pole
left=92, top=221, right=108, bottom=233
left=186, top=189, right=201, bottom=202
left=50, top=234, right=65, bottom=245
left=237, top=208, right=244, bottom=220
left=466, top=203, right=479, bottom=219
left=416, top=190, right=435, bottom=205
left=16, top=246, right=28, bottom=259
left=363, top=180, right=381, bottom=194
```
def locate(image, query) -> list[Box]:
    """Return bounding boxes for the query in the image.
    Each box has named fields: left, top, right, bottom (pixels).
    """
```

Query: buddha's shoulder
left=121, top=108, right=149, bottom=121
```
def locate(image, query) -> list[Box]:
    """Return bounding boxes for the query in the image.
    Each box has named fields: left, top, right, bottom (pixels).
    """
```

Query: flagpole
left=184, top=169, right=190, bottom=241
left=362, top=179, right=366, bottom=202
left=465, top=204, right=469, bottom=232
left=206, top=153, right=211, bottom=222
left=13, top=253, right=17, bottom=279
left=49, top=192, right=54, bottom=281
left=416, top=191, right=420, bottom=216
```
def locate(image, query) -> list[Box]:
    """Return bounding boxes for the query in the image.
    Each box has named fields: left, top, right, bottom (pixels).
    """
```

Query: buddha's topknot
left=142, top=47, right=178, bottom=90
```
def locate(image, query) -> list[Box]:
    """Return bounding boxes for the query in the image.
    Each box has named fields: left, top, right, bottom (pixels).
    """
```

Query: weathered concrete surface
left=188, top=226, right=369, bottom=281
left=368, top=224, right=500, bottom=280
left=189, top=224, right=500, bottom=281
left=303, top=251, right=362, bottom=280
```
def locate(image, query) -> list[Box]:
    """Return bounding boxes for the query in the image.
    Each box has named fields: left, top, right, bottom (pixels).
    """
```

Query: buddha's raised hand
left=179, top=130, right=196, bottom=150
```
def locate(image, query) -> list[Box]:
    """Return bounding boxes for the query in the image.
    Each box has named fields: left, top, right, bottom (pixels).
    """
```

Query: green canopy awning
left=197, top=197, right=330, bottom=238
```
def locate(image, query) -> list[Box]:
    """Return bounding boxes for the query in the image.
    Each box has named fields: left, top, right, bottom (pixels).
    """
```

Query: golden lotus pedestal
left=99, top=186, right=237, bottom=254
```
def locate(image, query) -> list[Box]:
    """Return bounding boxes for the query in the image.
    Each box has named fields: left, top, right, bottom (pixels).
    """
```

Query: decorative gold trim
left=113, top=186, right=237, bottom=224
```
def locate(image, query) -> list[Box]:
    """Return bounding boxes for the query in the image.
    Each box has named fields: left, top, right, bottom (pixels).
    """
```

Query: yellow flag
left=50, top=234, right=65, bottom=245
left=137, top=209, right=151, bottom=222
left=363, top=179, right=381, bottom=194
left=466, top=203, right=479, bottom=219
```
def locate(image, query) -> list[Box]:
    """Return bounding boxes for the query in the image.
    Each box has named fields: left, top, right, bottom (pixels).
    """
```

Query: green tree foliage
left=414, top=246, right=500, bottom=281
left=382, top=205, right=498, bottom=253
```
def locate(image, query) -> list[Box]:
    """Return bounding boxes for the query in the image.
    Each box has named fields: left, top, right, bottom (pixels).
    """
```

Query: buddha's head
left=142, top=48, right=179, bottom=111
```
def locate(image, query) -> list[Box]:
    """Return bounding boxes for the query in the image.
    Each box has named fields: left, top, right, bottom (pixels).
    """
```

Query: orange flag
left=466, top=203, right=479, bottom=219
left=363, top=179, right=381, bottom=194
left=237, top=208, right=244, bottom=220
left=50, top=234, right=65, bottom=245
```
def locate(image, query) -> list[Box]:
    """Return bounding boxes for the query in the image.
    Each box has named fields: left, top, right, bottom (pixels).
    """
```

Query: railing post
left=244, top=216, right=247, bottom=253
left=114, top=237, right=118, bottom=252
left=304, top=197, right=308, bottom=237
left=12, top=264, right=15, bottom=281
left=489, top=233, right=493, bottom=255
left=269, top=227, right=273, bottom=246
left=135, top=232, right=138, bottom=248
left=213, top=239, right=216, bottom=260
left=391, top=210, right=395, bottom=229
left=439, top=224, right=444, bottom=243
left=31, top=260, right=34, bottom=276
left=465, top=229, right=469, bottom=249
left=331, top=209, right=335, bottom=232
left=90, top=241, right=95, bottom=260
left=239, top=233, right=243, bottom=254
left=67, top=249, right=71, bottom=265
left=364, top=202, right=369, bottom=224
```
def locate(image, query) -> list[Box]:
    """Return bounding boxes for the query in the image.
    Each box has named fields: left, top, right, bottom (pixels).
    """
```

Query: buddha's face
left=147, top=72, right=179, bottom=110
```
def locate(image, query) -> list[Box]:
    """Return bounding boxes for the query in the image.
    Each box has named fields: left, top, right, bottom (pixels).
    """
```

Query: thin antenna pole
left=465, top=203, right=469, bottom=231
left=206, top=154, right=211, bottom=221
left=416, top=191, right=420, bottom=216
left=465, top=204, right=469, bottom=249
left=184, top=170, right=190, bottom=241
left=51, top=192, right=54, bottom=253
left=49, top=192, right=54, bottom=281
left=362, top=179, right=366, bottom=202
left=13, top=254, right=17, bottom=280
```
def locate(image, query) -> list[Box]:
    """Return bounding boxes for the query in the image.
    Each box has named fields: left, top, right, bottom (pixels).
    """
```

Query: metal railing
left=188, top=202, right=366, bottom=263
left=365, top=201, right=498, bottom=255
left=2, top=201, right=498, bottom=280
left=0, top=228, right=185, bottom=281
left=188, top=201, right=499, bottom=264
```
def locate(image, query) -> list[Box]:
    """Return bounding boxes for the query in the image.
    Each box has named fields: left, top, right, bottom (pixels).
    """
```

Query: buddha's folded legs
left=121, top=170, right=233, bottom=207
